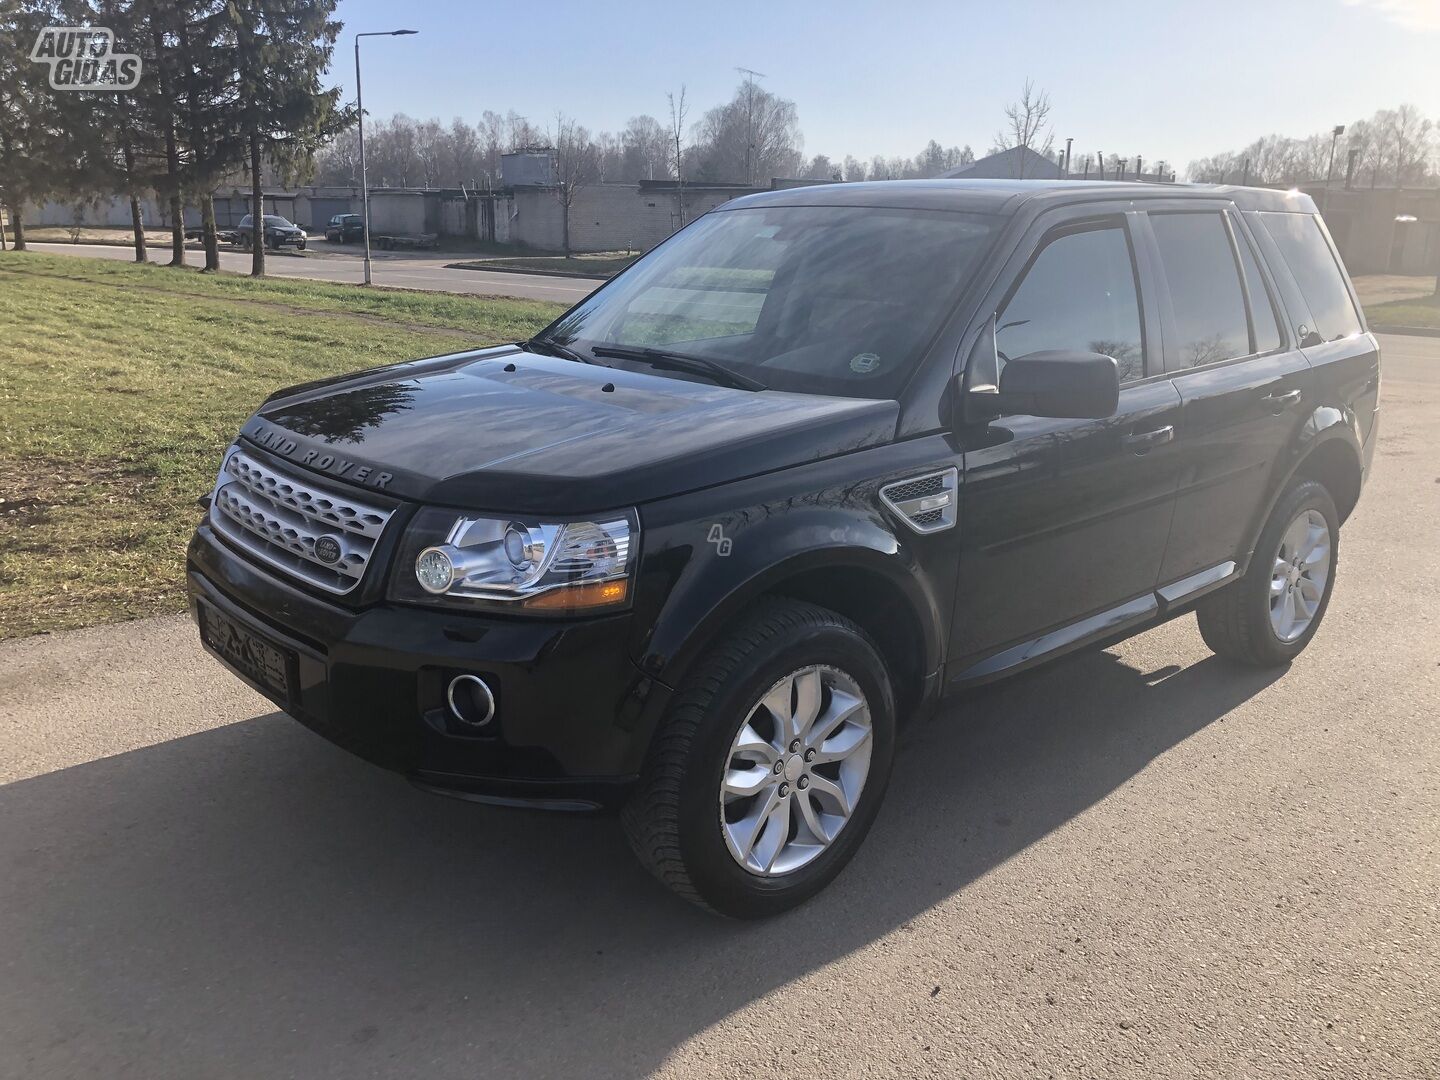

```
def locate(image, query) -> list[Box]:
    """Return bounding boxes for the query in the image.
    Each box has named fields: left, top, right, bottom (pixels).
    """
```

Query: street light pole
left=355, top=29, right=418, bottom=286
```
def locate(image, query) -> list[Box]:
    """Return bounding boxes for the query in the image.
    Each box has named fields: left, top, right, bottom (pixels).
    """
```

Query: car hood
left=240, top=345, right=900, bottom=513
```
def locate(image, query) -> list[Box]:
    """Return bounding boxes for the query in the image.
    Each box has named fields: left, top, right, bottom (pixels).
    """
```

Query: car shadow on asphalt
left=0, top=645, right=1284, bottom=1077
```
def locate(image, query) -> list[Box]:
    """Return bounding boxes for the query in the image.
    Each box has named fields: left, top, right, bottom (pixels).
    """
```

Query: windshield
left=264, top=216, right=293, bottom=227
left=543, top=205, right=998, bottom=398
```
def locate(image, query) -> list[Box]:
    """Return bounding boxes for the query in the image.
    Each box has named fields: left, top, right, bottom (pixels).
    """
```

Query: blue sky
left=330, top=0, right=1440, bottom=173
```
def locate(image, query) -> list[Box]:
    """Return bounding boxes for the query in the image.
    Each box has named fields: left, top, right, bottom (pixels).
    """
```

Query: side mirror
left=956, top=319, right=1122, bottom=424
left=997, top=351, right=1120, bottom=419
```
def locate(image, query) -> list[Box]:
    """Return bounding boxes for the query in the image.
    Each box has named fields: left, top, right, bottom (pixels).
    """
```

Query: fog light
left=446, top=674, right=496, bottom=727
left=415, top=546, right=455, bottom=594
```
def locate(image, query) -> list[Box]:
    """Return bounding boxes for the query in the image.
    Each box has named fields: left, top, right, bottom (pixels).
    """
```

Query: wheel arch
left=1244, top=407, right=1365, bottom=566
left=1293, top=436, right=1363, bottom=524
left=639, top=535, right=946, bottom=725
left=760, top=562, right=935, bottom=721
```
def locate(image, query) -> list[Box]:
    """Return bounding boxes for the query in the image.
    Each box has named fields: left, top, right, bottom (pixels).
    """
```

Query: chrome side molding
left=1157, top=561, right=1238, bottom=605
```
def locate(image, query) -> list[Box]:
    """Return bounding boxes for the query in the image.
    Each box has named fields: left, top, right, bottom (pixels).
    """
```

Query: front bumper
left=187, top=524, right=669, bottom=810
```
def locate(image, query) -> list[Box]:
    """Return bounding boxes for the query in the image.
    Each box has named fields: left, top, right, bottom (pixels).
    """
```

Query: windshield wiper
left=590, top=345, right=765, bottom=391
left=524, top=335, right=591, bottom=364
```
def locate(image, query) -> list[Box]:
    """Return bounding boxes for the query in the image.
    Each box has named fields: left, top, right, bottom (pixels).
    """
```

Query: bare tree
left=996, top=80, right=1054, bottom=178
left=621, top=114, right=668, bottom=181
left=689, top=79, right=803, bottom=184
left=667, top=86, right=688, bottom=226
left=1389, top=104, right=1435, bottom=185
left=413, top=117, right=447, bottom=188
left=551, top=112, right=598, bottom=254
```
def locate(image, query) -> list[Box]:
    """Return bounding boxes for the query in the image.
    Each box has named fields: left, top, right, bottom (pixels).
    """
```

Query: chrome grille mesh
left=879, top=467, right=959, bottom=534
left=209, top=446, right=394, bottom=594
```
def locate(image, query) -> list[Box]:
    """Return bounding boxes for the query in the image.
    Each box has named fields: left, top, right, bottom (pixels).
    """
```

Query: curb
left=1370, top=324, right=1440, bottom=338
left=444, top=261, right=614, bottom=282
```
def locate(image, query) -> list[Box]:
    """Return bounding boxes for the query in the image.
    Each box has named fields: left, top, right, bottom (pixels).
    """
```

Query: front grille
left=209, top=446, right=395, bottom=594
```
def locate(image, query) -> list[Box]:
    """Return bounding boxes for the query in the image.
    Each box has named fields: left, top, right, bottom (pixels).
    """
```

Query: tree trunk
left=128, top=196, right=146, bottom=262
left=201, top=195, right=219, bottom=271
left=8, top=204, right=25, bottom=251
left=151, top=25, right=184, bottom=266
left=121, top=121, right=146, bottom=263
left=249, top=131, right=265, bottom=278
left=561, top=194, right=571, bottom=255
left=168, top=194, right=185, bottom=264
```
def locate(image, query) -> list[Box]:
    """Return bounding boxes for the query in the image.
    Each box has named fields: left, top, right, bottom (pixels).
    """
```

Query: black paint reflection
left=267, top=383, right=417, bottom=445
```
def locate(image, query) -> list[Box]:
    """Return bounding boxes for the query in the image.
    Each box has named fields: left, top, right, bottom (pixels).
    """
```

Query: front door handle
left=1263, top=388, right=1303, bottom=413
left=1121, top=424, right=1175, bottom=453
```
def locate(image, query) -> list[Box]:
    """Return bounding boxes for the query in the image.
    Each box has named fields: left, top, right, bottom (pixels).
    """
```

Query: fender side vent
left=879, top=467, right=958, bottom=534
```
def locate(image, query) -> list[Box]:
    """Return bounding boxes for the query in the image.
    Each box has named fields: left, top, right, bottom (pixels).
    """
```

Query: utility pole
left=1321, top=124, right=1345, bottom=217
left=1064, top=137, right=1073, bottom=177
left=356, top=29, right=418, bottom=286
left=736, top=67, right=766, bottom=187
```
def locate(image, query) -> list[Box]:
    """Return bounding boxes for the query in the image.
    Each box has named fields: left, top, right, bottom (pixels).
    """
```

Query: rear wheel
left=1197, top=478, right=1339, bottom=666
left=622, top=599, right=895, bottom=918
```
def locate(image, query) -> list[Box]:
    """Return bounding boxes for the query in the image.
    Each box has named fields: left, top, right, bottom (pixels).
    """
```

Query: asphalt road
left=26, top=240, right=603, bottom=304
left=1, top=335, right=1436, bottom=1079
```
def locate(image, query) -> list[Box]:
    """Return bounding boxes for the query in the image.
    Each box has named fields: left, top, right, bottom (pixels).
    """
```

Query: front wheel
left=1197, top=478, right=1340, bottom=666
left=623, top=599, right=895, bottom=918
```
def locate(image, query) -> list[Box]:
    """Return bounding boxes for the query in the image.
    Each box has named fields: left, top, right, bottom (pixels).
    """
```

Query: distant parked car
left=324, top=214, right=365, bottom=243
left=232, top=214, right=307, bottom=251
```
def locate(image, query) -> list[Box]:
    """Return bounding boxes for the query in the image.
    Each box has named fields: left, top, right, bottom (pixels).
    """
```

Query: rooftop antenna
left=735, top=66, right=767, bottom=186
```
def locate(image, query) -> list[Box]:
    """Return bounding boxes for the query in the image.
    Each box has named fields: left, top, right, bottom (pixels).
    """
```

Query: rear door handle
left=1263, top=388, right=1303, bottom=413
left=1121, top=424, right=1175, bottom=453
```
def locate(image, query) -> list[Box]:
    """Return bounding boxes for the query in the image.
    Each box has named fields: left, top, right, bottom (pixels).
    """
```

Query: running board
left=952, top=561, right=1238, bottom=685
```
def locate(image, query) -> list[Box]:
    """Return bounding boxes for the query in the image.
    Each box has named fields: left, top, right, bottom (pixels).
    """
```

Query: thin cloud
left=1343, top=0, right=1440, bottom=31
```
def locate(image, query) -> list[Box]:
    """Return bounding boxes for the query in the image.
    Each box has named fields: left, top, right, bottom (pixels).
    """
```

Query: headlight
left=389, top=507, right=639, bottom=614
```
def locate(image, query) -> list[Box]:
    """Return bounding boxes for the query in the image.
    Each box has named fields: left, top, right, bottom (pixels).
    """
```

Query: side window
left=997, top=224, right=1145, bottom=383
left=1149, top=212, right=1250, bottom=369
left=1256, top=212, right=1363, bottom=342
left=1232, top=222, right=1283, bottom=354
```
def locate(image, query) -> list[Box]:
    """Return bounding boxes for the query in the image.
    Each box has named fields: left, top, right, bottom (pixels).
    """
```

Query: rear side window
left=1149, top=212, right=1249, bottom=369
left=997, top=224, right=1145, bottom=382
left=1257, top=212, right=1362, bottom=342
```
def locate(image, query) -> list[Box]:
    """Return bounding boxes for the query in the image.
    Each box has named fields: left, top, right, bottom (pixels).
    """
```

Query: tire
left=1196, top=478, right=1340, bottom=667
left=622, top=599, right=896, bottom=918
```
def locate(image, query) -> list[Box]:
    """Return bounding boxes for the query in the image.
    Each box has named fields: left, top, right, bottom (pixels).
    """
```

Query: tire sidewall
left=673, top=621, right=896, bottom=919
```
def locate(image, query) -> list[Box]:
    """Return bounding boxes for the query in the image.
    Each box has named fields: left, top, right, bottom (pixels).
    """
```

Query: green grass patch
left=1366, top=295, right=1440, bottom=329
left=0, top=251, right=564, bottom=639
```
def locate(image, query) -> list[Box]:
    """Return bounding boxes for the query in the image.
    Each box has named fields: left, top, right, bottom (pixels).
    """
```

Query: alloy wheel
left=1269, top=508, right=1332, bottom=643
left=719, top=665, right=873, bottom=877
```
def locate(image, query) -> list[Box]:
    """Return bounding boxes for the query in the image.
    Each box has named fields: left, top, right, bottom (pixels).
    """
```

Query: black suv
left=324, top=213, right=365, bottom=243
left=232, top=214, right=307, bottom=250
left=188, top=180, right=1379, bottom=917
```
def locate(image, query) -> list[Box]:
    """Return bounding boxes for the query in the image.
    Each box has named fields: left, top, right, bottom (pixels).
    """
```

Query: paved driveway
left=1, top=336, right=1436, bottom=1079
left=26, top=240, right=602, bottom=304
